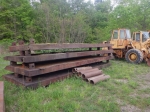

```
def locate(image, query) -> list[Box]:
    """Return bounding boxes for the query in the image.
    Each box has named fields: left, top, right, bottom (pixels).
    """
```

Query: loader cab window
left=113, top=30, right=118, bottom=39
left=126, top=30, right=131, bottom=39
left=135, top=33, right=140, bottom=42
left=142, top=31, right=149, bottom=42
left=120, top=30, right=125, bottom=39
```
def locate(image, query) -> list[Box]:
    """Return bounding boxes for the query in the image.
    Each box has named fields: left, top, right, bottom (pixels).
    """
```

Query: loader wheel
left=125, top=49, right=143, bottom=64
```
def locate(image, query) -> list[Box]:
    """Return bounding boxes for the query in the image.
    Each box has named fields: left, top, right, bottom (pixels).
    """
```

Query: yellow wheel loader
left=109, top=28, right=150, bottom=66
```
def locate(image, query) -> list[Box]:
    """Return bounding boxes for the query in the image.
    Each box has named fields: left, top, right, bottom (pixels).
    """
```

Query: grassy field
left=1, top=54, right=150, bottom=112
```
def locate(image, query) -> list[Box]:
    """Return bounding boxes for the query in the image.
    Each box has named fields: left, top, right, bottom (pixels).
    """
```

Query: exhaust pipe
left=82, top=70, right=103, bottom=78
left=89, top=75, right=110, bottom=84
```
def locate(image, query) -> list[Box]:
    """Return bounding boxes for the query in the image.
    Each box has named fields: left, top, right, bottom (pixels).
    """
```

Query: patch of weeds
left=128, top=97, right=150, bottom=109
left=64, top=89, right=81, bottom=99
left=42, top=100, right=59, bottom=112
left=50, top=89, right=64, bottom=100
left=139, top=88, right=150, bottom=94
left=121, top=84, right=131, bottom=95
left=98, top=80, right=118, bottom=95
left=113, top=79, right=126, bottom=85
left=80, top=103, right=102, bottom=112
left=103, top=60, right=150, bottom=79
left=97, top=99, right=120, bottom=112
left=59, top=101, right=80, bottom=112
left=128, top=80, right=139, bottom=89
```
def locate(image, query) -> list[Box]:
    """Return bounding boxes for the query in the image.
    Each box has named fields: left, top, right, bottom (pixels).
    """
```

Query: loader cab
left=111, top=29, right=131, bottom=40
left=132, top=31, right=149, bottom=43
left=110, top=28, right=131, bottom=49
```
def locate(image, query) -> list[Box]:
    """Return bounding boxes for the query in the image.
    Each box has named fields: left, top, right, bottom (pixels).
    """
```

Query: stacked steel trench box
left=3, top=39, right=113, bottom=88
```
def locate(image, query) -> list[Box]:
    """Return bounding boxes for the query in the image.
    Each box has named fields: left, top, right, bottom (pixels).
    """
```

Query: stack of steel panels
left=3, top=39, right=113, bottom=88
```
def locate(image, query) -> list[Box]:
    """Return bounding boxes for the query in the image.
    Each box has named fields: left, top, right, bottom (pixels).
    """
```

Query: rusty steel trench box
left=4, top=50, right=113, bottom=63
left=4, top=62, right=111, bottom=88
left=5, top=56, right=112, bottom=77
left=3, top=40, right=113, bottom=88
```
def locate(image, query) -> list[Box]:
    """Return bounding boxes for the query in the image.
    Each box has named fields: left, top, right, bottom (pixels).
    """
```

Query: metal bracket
left=29, top=63, right=35, bottom=69
left=25, top=77, right=32, bottom=82
left=10, top=61, right=17, bottom=65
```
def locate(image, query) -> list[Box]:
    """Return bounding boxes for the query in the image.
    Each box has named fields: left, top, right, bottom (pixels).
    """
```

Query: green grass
left=1, top=55, right=150, bottom=112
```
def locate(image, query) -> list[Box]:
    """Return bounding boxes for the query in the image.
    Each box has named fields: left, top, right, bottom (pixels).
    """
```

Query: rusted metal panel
left=9, top=45, right=29, bottom=52
left=9, top=43, right=112, bottom=52
left=0, top=82, right=4, bottom=112
left=3, top=70, right=73, bottom=88
left=5, top=56, right=113, bottom=77
left=4, top=50, right=113, bottom=62
left=3, top=62, right=110, bottom=88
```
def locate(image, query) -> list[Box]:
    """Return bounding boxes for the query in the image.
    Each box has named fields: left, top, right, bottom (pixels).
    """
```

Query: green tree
left=0, top=0, right=35, bottom=41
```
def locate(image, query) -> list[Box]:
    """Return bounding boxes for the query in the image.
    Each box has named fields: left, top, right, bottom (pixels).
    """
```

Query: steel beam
left=4, top=50, right=113, bottom=63
left=5, top=56, right=113, bottom=77
left=9, top=43, right=112, bottom=52
left=3, top=70, right=72, bottom=88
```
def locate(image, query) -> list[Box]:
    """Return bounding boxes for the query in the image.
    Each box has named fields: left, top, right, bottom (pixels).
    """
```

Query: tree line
left=0, top=0, right=150, bottom=43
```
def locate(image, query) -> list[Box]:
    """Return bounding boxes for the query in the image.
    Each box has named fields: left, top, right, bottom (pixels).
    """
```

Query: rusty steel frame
left=9, top=43, right=112, bottom=52
left=5, top=56, right=113, bottom=77
left=4, top=50, right=113, bottom=63
left=3, top=70, right=73, bottom=88
left=0, top=82, right=4, bottom=112
left=3, top=62, right=110, bottom=88
left=4, top=42, right=113, bottom=88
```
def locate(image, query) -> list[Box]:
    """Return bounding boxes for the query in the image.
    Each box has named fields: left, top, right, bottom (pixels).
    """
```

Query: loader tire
left=125, top=49, right=143, bottom=64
